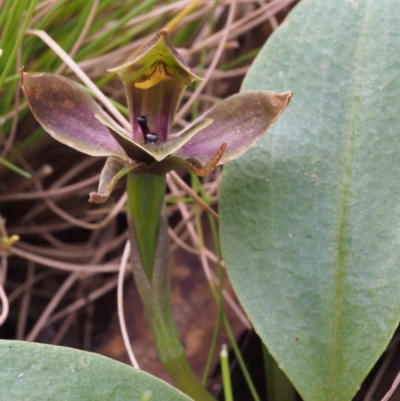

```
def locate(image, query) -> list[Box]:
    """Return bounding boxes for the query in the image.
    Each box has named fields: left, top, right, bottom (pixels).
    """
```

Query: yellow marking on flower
left=135, top=62, right=173, bottom=89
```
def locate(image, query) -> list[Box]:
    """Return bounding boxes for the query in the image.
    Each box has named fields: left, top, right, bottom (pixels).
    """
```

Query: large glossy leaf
left=0, top=340, right=191, bottom=401
left=220, top=1, right=400, bottom=401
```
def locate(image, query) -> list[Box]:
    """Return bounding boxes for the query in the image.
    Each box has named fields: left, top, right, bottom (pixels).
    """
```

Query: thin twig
left=169, top=171, right=218, bottom=220
left=56, top=0, right=100, bottom=75
left=8, top=270, right=54, bottom=304
left=117, top=240, right=140, bottom=369
left=52, top=313, right=76, bottom=345
left=44, top=276, right=120, bottom=327
left=19, top=157, right=127, bottom=231
left=0, top=175, right=100, bottom=202
left=176, top=0, right=237, bottom=120
left=16, top=262, right=35, bottom=339
left=10, top=246, right=119, bottom=273
left=0, top=284, right=9, bottom=326
left=380, top=370, right=400, bottom=401
left=26, top=272, right=79, bottom=342
left=167, top=175, right=251, bottom=328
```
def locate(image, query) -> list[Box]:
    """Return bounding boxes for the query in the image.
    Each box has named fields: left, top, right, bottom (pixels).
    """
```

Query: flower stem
left=126, top=173, right=216, bottom=401
left=263, top=344, right=297, bottom=401
left=127, top=173, right=165, bottom=280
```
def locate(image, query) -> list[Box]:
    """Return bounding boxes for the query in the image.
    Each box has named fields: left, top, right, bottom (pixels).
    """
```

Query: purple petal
left=21, top=70, right=127, bottom=159
left=123, top=79, right=186, bottom=142
left=174, top=91, right=292, bottom=164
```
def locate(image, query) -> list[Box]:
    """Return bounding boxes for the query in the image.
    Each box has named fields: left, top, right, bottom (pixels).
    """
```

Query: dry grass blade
left=167, top=175, right=251, bottom=329
left=25, top=272, right=79, bottom=342
left=117, top=240, right=140, bottom=369
left=0, top=175, right=100, bottom=202
left=16, top=263, right=35, bottom=339
left=26, top=29, right=131, bottom=131
left=169, top=171, right=218, bottom=220
left=44, top=276, right=119, bottom=327
left=10, top=246, right=119, bottom=273
left=176, top=0, right=237, bottom=120
left=0, top=284, right=9, bottom=326
left=56, top=0, right=100, bottom=75
left=380, top=371, right=400, bottom=401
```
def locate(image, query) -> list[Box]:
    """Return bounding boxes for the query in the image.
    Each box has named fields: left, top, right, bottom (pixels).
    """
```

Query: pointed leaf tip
left=21, top=71, right=127, bottom=159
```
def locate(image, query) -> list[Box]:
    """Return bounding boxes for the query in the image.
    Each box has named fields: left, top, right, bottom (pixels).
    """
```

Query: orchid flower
left=20, top=29, right=293, bottom=401
left=21, top=28, right=292, bottom=204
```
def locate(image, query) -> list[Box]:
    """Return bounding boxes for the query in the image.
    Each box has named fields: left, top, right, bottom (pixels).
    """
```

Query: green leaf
left=0, top=340, right=192, bottom=401
left=220, top=1, right=400, bottom=401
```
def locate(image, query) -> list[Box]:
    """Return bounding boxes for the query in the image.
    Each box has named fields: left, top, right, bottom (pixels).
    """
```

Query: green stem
left=127, top=173, right=165, bottom=279
left=220, top=345, right=233, bottom=401
left=126, top=172, right=216, bottom=401
left=263, top=344, right=297, bottom=401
